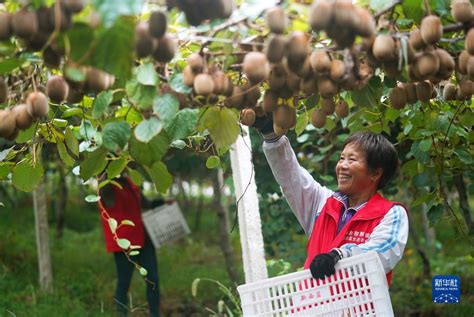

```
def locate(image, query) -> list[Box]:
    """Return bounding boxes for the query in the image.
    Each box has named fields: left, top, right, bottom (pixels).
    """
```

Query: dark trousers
left=113, top=234, right=160, bottom=317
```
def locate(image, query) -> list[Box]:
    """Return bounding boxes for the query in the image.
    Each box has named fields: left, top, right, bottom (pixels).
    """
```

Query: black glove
left=252, top=112, right=274, bottom=135
left=309, top=250, right=342, bottom=280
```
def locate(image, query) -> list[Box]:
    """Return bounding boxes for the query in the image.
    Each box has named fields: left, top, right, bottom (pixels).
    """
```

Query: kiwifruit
left=240, top=108, right=256, bottom=126
left=272, top=123, right=287, bottom=136
left=309, top=50, right=331, bottom=74
left=321, top=98, right=335, bottom=115
left=46, top=75, right=69, bottom=104
left=268, top=66, right=286, bottom=90
left=287, top=32, right=309, bottom=66
left=372, top=34, right=396, bottom=61
left=48, top=3, right=72, bottom=31
left=0, top=12, right=11, bottom=40
left=0, top=110, right=16, bottom=138
left=459, top=80, right=474, bottom=96
left=67, top=88, right=84, bottom=104
left=12, top=104, right=34, bottom=130
left=389, top=87, right=407, bottom=109
left=243, top=52, right=269, bottom=84
left=421, top=15, right=443, bottom=45
left=42, top=46, right=61, bottom=69
left=434, top=49, right=455, bottom=78
left=212, top=0, right=233, bottom=19
left=451, top=0, right=472, bottom=23
left=86, top=68, right=114, bottom=93
left=329, top=59, right=346, bottom=83
left=254, top=105, right=266, bottom=118
left=273, top=104, right=296, bottom=130
left=415, top=52, right=440, bottom=78
left=187, top=53, right=204, bottom=73
left=409, top=29, right=426, bottom=51
left=403, top=83, right=418, bottom=104
left=183, top=65, right=196, bottom=87
left=152, top=33, right=176, bottom=63
left=244, top=83, right=261, bottom=107
left=212, top=71, right=231, bottom=95
left=0, top=78, right=8, bottom=103
left=60, top=0, right=86, bottom=14
left=457, top=50, right=470, bottom=74
left=26, top=92, right=49, bottom=118
left=135, top=22, right=155, bottom=58
left=467, top=56, right=474, bottom=78
left=265, top=6, right=286, bottom=34
left=300, top=76, right=318, bottom=95
left=193, top=74, right=214, bottom=96
left=225, top=86, right=245, bottom=109
left=443, top=83, right=457, bottom=100
left=311, top=108, right=326, bottom=128
left=262, top=90, right=279, bottom=112
left=355, top=7, right=375, bottom=38
left=335, top=100, right=349, bottom=118
left=333, top=0, right=356, bottom=29
left=309, top=0, right=333, bottom=31
left=465, top=29, right=474, bottom=55
left=149, top=11, right=167, bottom=39
left=293, top=57, right=312, bottom=78
left=318, top=77, right=338, bottom=98
left=11, top=8, right=39, bottom=39
left=383, top=62, right=402, bottom=79
left=416, top=81, right=432, bottom=102
left=265, top=34, right=287, bottom=64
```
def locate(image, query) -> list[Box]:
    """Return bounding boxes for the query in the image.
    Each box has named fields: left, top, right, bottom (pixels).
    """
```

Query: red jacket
left=304, top=193, right=399, bottom=285
left=99, top=178, right=146, bottom=253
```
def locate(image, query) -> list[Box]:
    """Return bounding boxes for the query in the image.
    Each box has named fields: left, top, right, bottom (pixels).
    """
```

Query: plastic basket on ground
left=142, top=202, right=190, bottom=248
left=237, top=251, right=393, bottom=317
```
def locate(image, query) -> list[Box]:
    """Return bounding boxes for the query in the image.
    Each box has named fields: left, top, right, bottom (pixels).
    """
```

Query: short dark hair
left=343, top=131, right=399, bottom=189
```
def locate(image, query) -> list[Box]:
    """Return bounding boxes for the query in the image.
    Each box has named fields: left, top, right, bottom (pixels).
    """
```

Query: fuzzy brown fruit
left=467, top=56, right=474, bottom=78
left=26, top=92, right=49, bottom=118
left=268, top=65, right=286, bottom=90
left=240, top=108, right=256, bottom=126
left=262, top=90, right=279, bottom=112
left=389, top=87, right=407, bottom=109
left=244, top=84, right=261, bottom=107
left=443, top=83, right=457, bottom=101
left=193, top=74, right=214, bottom=96
left=330, top=59, right=346, bottom=83
left=372, top=35, right=396, bottom=61
left=403, top=83, right=418, bottom=104
left=183, top=65, right=196, bottom=87
left=149, top=11, right=167, bottom=39
left=465, top=29, right=474, bottom=55
left=309, top=0, right=332, bottom=31
left=415, top=52, right=440, bottom=78
left=310, top=50, right=331, bottom=74
left=321, top=98, right=335, bottom=115
left=318, top=77, right=338, bottom=98
left=416, top=81, right=432, bottom=102
left=458, top=50, right=470, bottom=74
left=273, top=124, right=288, bottom=136
left=355, top=7, right=375, bottom=38
left=135, top=22, right=155, bottom=58
left=212, top=71, right=231, bottom=95
left=300, top=76, right=317, bottom=95
left=12, top=104, right=34, bottom=130
left=409, top=29, right=426, bottom=51
left=60, top=0, right=86, bottom=14
left=0, top=110, right=16, bottom=138
left=333, top=0, right=356, bottom=28
left=0, top=12, right=11, bottom=40
left=311, top=108, right=327, bottom=128
left=273, top=104, right=296, bottom=130
left=265, top=34, right=286, bottom=64
left=0, top=78, right=7, bottom=103
left=420, top=15, right=443, bottom=45
left=86, top=68, right=114, bottom=93
left=187, top=53, right=204, bottom=74
left=67, top=89, right=84, bottom=104
left=153, top=34, right=176, bottom=63
left=287, top=32, right=309, bottom=65
left=335, top=100, right=349, bottom=118
left=265, top=6, right=286, bottom=34
left=451, top=0, right=472, bottom=23
left=225, top=86, right=245, bottom=109
left=11, top=8, right=38, bottom=39
left=434, top=49, right=455, bottom=79
left=47, top=76, right=69, bottom=104
left=459, top=80, right=474, bottom=96
left=243, top=52, right=269, bottom=84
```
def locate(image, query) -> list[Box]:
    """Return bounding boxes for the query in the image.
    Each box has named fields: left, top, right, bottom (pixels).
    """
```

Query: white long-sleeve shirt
left=262, top=136, right=409, bottom=273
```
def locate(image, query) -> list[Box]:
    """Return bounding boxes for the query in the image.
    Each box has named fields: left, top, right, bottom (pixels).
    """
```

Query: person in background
left=255, top=116, right=409, bottom=285
left=99, top=176, right=162, bottom=317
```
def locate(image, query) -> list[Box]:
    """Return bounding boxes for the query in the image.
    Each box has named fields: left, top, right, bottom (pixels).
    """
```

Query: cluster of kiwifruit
left=308, top=0, right=375, bottom=48
left=134, top=10, right=177, bottom=63
left=388, top=81, right=437, bottom=109
left=451, top=0, right=473, bottom=24
left=443, top=80, right=474, bottom=101
left=0, top=1, right=86, bottom=69
left=0, top=88, right=50, bottom=140
left=166, top=0, right=234, bottom=26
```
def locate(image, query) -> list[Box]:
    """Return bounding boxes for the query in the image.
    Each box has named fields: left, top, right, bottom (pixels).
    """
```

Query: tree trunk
left=453, top=174, right=473, bottom=235
left=33, top=178, right=53, bottom=293
left=409, top=217, right=431, bottom=279
left=421, top=203, right=436, bottom=250
left=55, top=162, right=67, bottom=239
left=213, top=169, right=240, bottom=284
left=193, top=180, right=205, bottom=231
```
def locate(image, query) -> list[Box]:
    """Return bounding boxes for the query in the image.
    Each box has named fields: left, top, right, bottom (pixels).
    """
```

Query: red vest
left=99, top=178, right=146, bottom=253
left=304, top=193, right=399, bottom=285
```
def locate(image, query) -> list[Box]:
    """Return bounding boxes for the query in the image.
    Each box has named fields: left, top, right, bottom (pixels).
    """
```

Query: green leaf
left=0, top=57, right=23, bottom=74
left=107, top=158, right=128, bottom=179
left=295, top=111, right=309, bottom=136
left=134, top=117, right=163, bottom=143
left=402, top=0, right=424, bottom=24
left=65, top=127, right=79, bottom=157
left=57, top=140, right=75, bottom=167
left=92, top=91, right=113, bottom=119
left=169, top=73, right=193, bottom=94
left=108, top=218, right=118, bottom=234
left=129, top=250, right=140, bottom=256
left=90, top=17, right=135, bottom=85
left=170, top=140, right=186, bottom=149
left=92, top=0, right=145, bottom=28
left=126, top=79, right=156, bottom=109
left=146, top=161, right=172, bottom=194
left=453, top=149, right=473, bottom=164
left=370, top=0, right=399, bottom=12
left=139, top=267, right=148, bottom=276
left=165, top=108, right=199, bottom=141
left=192, top=278, right=200, bottom=297
left=117, top=238, right=131, bottom=249
left=12, top=159, right=44, bottom=192
left=418, top=139, right=432, bottom=152
left=79, top=120, right=96, bottom=140
left=102, top=121, right=131, bottom=152
left=137, top=63, right=159, bottom=86
left=197, top=107, right=240, bottom=150
left=121, top=219, right=135, bottom=226
left=60, top=23, right=95, bottom=62
left=206, top=156, right=221, bottom=169
left=0, top=164, right=10, bottom=180
left=85, top=195, right=101, bottom=202
left=129, top=133, right=169, bottom=166
left=52, top=119, right=68, bottom=128
left=427, top=204, right=444, bottom=226
left=153, top=94, right=179, bottom=126
left=128, top=168, right=143, bottom=185
left=351, top=77, right=383, bottom=108
left=0, top=146, right=14, bottom=162
left=16, top=125, right=36, bottom=144
left=412, top=191, right=437, bottom=208
left=65, top=65, right=86, bottom=82
left=80, top=147, right=108, bottom=180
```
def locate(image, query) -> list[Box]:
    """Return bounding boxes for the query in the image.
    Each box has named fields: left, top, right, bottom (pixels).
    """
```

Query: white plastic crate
left=237, top=251, right=393, bottom=317
left=142, top=202, right=190, bottom=248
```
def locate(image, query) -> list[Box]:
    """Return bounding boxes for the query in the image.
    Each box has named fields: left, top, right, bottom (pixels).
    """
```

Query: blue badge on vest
left=432, top=275, right=460, bottom=304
